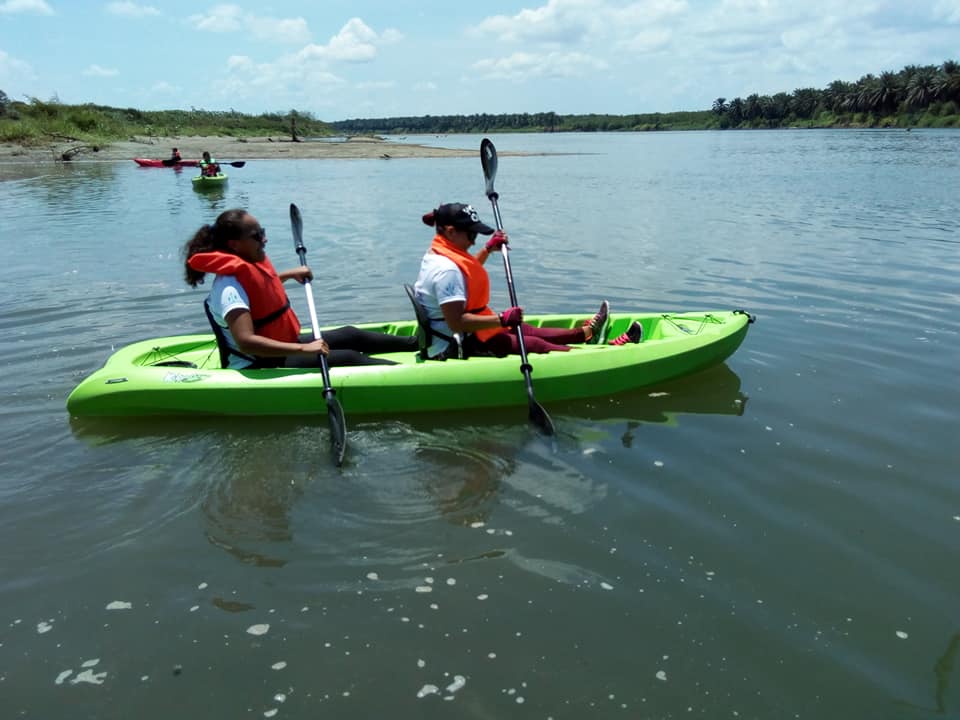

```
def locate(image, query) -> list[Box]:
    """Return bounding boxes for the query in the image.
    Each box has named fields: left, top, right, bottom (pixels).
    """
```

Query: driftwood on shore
left=59, top=144, right=101, bottom=161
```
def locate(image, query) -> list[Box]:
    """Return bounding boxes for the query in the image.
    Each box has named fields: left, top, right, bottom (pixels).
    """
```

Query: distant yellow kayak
left=192, top=173, right=228, bottom=188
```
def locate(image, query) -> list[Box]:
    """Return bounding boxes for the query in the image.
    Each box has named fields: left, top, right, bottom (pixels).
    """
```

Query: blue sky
left=1, top=0, right=958, bottom=121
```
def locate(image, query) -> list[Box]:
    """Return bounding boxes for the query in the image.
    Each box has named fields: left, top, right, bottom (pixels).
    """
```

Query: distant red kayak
left=133, top=158, right=199, bottom=168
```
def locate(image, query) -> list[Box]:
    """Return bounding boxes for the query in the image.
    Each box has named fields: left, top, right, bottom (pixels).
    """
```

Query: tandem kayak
left=66, top=311, right=754, bottom=418
left=192, top=173, right=228, bottom=189
left=133, top=158, right=199, bottom=167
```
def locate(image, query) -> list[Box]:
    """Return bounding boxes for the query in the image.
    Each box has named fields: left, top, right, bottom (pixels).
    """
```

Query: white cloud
left=217, top=52, right=345, bottom=106
left=413, top=81, right=437, bottom=92
left=476, top=0, right=686, bottom=46
left=329, top=18, right=389, bottom=61
left=357, top=80, right=396, bottom=90
left=617, top=28, right=672, bottom=54
left=83, top=64, right=119, bottom=77
left=150, top=80, right=180, bottom=95
left=933, top=0, right=960, bottom=22
left=188, top=5, right=312, bottom=44
left=297, top=18, right=399, bottom=63
left=249, top=16, right=310, bottom=45
left=476, top=0, right=598, bottom=44
left=105, top=1, right=160, bottom=17
left=0, top=0, right=53, bottom=14
left=189, top=3, right=244, bottom=32
left=324, top=18, right=379, bottom=61
left=0, top=49, right=35, bottom=86
left=473, top=51, right=608, bottom=81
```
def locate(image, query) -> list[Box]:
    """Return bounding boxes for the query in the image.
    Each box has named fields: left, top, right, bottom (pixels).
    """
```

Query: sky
left=1, top=0, right=958, bottom=121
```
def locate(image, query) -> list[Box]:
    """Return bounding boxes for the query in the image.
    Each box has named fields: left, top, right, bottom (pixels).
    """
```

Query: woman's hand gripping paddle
left=480, top=138, right=556, bottom=437
left=289, top=203, right=347, bottom=467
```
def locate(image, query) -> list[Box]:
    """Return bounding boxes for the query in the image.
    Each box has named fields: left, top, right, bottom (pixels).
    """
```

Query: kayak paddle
left=480, top=137, right=556, bottom=437
left=161, top=159, right=247, bottom=167
left=289, top=202, right=347, bottom=467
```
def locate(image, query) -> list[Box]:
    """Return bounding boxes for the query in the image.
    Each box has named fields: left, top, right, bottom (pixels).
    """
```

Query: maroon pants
left=469, top=323, right=586, bottom=357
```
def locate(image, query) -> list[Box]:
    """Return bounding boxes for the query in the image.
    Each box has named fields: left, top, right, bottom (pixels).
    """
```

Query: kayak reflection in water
left=183, top=208, right=417, bottom=369
left=200, top=150, right=220, bottom=176
left=413, top=202, right=640, bottom=360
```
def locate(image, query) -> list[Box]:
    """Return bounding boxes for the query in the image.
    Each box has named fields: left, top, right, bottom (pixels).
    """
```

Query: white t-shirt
left=207, top=275, right=254, bottom=369
left=414, top=252, right=466, bottom=358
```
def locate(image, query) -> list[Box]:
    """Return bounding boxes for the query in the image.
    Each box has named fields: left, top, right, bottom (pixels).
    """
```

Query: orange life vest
left=429, top=235, right=505, bottom=341
left=187, top=251, right=301, bottom=342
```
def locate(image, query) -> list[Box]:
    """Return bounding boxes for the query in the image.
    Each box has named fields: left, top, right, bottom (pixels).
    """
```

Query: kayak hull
left=192, top=173, right=228, bottom=188
left=66, top=311, right=753, bottom=417
left=134, top=158, right=199, bottom=167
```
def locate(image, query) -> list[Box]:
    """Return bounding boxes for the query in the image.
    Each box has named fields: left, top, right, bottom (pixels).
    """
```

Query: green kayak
left=66, top=311, right=753, bottom=417
left=192, top=173, right=228, bottom=188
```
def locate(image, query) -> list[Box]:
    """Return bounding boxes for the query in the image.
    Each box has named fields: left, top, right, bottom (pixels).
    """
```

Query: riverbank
left=0, top=134, right=479, bottom=164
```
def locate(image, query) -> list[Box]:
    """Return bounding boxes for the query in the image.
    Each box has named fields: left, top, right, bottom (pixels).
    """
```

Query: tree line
left=1, top=58, right=957, bottom=146
left=330, top=59, right=960, bottom=134
left=710, top=60, right=960, bottom=128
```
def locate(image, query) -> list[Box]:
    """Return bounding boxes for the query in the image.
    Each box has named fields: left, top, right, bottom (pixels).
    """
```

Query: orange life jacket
left=429, top=235, right=505, bottom=341
left=187, top=251, right=301, bottom=342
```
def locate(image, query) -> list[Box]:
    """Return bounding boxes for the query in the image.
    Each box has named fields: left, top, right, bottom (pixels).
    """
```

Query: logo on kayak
left=163, top=371, right=208, bottom=384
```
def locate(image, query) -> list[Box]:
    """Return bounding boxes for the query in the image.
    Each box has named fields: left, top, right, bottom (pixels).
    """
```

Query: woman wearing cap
left=183, top=208, right=417, bottom=369
left=414, top=202, right=638, bottom=360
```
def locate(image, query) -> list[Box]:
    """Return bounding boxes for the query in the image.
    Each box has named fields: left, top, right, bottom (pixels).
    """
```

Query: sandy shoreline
left=0, top=134, right=483, bottom=164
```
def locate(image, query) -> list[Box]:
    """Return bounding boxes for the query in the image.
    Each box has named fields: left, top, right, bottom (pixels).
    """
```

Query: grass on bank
left=0, top=97, right=331, bottom=147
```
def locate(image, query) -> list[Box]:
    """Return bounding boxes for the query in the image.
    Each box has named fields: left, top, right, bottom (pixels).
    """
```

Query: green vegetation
left=1, top=58, right=957, bottom=148
left=328, top=110, right=714, bottom=134
left=0, top=95, right=329, bottom=146
left=708, top=60, right=960, bottom=129
left=331, top=60, right=960, bottom=134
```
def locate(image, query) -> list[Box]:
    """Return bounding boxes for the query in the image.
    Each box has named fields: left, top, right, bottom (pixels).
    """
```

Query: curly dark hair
left=182, top=208, right=249, bottom=287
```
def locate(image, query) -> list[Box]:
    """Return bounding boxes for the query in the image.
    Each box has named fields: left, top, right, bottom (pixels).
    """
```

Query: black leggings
left=284, top=325, right=417, bottom=368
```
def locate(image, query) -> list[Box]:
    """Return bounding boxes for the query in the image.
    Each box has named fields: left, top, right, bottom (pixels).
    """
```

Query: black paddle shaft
left=289, top=203, right=347, bottom=466
left=480, top=138, right=555, bottom=436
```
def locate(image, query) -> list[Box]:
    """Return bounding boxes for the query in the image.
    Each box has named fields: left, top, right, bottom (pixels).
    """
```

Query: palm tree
left=905, top=65, right=938, bottom=108
left=935, top=60, right=960, bottom=103
left=854, top=74, right=880, bottom=112
left=728, top=97, right=744, bottom=125
left=873, top=71, right=902, bottom=114
left=712, top=97, right=728, bottom=115
left=790, top=87, right=820, bottom=119
left=824, top=80, right=855, bottom=113
left=766, top=93, right=790, bottom=124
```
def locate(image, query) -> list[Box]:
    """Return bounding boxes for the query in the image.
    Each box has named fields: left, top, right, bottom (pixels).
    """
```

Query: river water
left=1, top=130, right=958, bottom=719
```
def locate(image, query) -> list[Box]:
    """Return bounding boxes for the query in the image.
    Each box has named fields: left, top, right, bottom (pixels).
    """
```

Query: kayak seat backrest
left=403, top=283, right=463, bottom=361
left=203, top=299, right=260, bottom=369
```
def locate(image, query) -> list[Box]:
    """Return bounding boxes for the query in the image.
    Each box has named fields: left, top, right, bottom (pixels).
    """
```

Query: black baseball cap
left=433, top=203, right=495, bottom=235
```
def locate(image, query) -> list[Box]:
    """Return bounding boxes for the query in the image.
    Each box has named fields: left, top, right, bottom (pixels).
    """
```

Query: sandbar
left=0, top=134, right=481, bottom=164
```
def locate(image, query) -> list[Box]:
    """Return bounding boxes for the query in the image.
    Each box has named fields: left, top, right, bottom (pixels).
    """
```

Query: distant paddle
left=289, top=203, right=347, bottom=467
left=161, top=159, right=246, bottom=167
left=480, top=138, right=556, bottom=437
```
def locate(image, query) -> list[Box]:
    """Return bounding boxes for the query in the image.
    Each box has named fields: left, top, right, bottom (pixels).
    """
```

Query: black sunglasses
left=248, top=226, right=266, bottom=242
